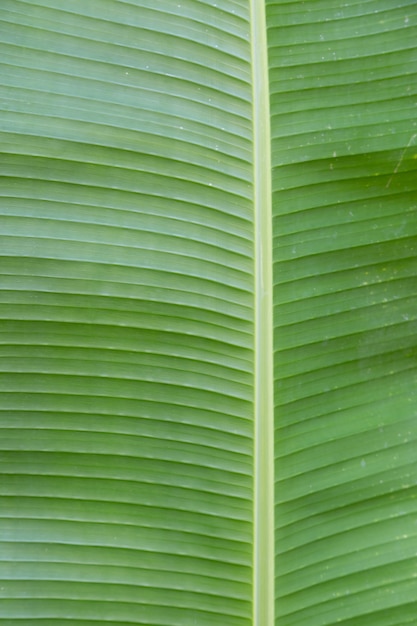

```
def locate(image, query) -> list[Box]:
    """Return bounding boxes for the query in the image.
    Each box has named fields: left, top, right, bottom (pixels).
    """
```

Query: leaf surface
left=1, top=1, right=417, bottom=625
left=268, top=1, right=417, bottom=624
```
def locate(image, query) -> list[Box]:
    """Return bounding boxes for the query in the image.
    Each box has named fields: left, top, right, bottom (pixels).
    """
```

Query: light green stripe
left=250, top=0, right=274, bottom=624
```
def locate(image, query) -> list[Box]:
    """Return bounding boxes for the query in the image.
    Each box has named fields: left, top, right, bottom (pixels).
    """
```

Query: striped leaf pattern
left=1, top=1, right=417, bottom=625
left=269, top=1, right=417, bottom=624
left=0, top=1, right=254, bottom=624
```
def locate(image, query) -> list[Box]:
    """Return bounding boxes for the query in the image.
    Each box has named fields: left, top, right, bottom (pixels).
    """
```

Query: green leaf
left=269, top=2, right=417, bottom=625
left=0, top=1, right=417, bottom=625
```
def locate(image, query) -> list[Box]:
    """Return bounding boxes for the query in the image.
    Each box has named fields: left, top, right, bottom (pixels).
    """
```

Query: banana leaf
left=0, top=1, right=417, bottom=624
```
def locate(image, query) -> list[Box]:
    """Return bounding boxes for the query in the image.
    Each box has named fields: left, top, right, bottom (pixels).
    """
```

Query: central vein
left=250, top=0, right=274, bottom=625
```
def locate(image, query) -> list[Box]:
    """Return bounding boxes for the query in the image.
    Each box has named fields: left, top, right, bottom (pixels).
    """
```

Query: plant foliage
left=1, top=1, right=417, bottom=625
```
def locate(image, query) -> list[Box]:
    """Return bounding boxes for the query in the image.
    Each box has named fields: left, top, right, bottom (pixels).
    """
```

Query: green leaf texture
left=269, top=1, right=417, bottom=625
left=1, top=1, right=417, bottom=625
left=0, top=1, right=254, bottom=624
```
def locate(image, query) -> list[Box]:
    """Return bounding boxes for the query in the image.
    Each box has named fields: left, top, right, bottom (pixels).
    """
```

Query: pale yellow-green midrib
left=250, top=0, right=274, bottom=624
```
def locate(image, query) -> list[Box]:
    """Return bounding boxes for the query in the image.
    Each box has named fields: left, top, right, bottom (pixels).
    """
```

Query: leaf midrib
left=251, top=0, right=274, bottom=624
